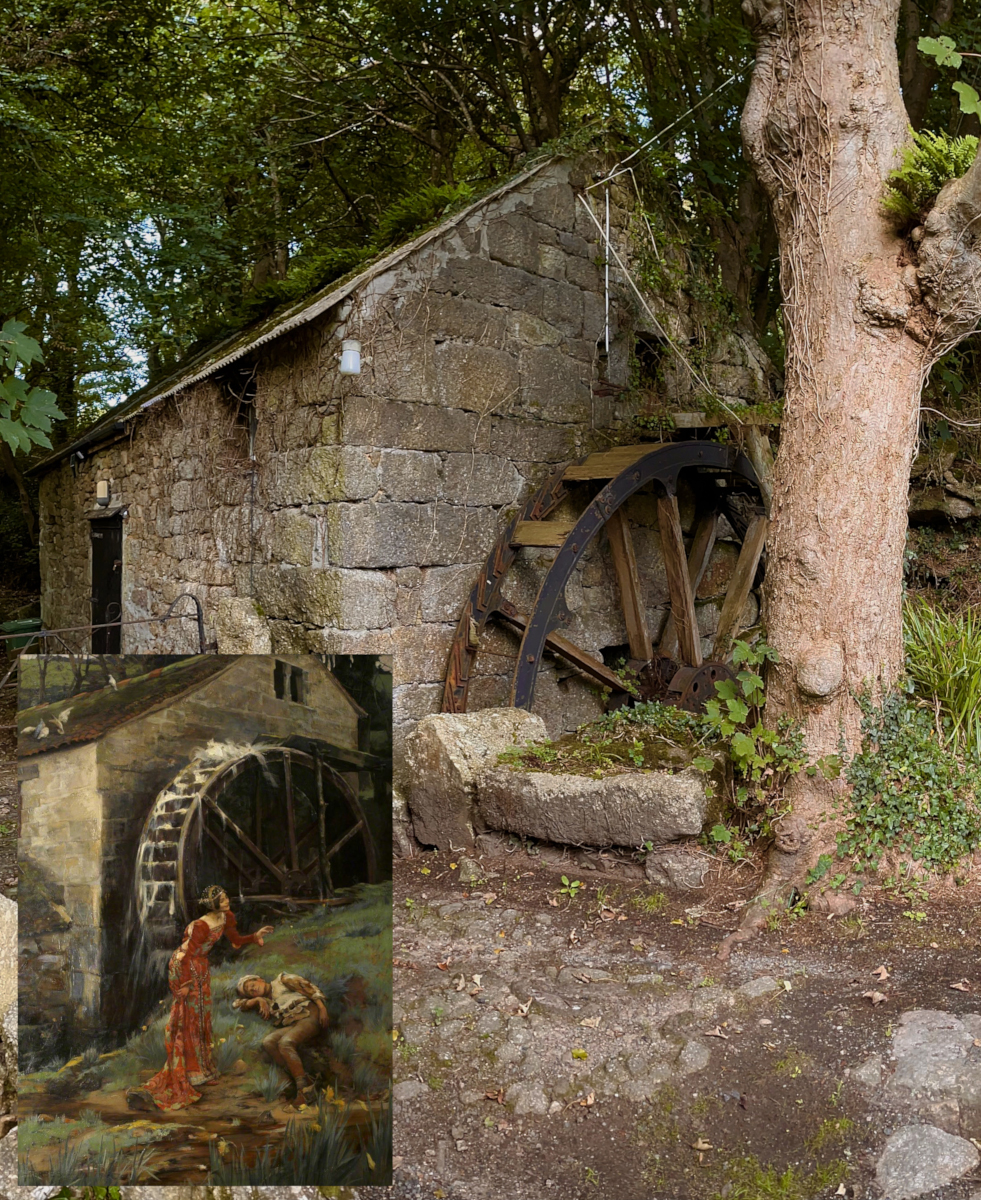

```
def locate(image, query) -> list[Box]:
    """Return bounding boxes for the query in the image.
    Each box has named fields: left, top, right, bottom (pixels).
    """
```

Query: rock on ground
left=875, top=1124, right=979, bottom=1199
left=405, top=709, right=547, bottom=849
left=880, top=1009, right=981, bottom=1138
left=644, top=846, right=709, bottom=889
left=477, top=765, right=714, bottom=848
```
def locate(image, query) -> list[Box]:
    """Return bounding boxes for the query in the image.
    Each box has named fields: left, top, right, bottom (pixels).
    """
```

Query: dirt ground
left=387, top=847, right=981, bottom=1200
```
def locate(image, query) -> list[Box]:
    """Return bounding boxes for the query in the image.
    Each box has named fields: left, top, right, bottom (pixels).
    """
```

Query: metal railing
left=0, top=593, right=211, bottom=692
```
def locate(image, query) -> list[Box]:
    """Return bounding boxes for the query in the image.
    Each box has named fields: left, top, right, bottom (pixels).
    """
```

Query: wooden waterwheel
left=442, top=441, right=769, bottom=715
left=138, top=746, right=376, bottom=948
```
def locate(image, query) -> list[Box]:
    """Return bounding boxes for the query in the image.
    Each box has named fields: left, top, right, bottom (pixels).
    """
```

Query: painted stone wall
left=38, top=157, right=774, bottom=775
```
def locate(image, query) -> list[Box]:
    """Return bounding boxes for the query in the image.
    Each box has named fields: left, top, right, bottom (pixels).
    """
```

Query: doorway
left=90, top=514, right=122, bottom=652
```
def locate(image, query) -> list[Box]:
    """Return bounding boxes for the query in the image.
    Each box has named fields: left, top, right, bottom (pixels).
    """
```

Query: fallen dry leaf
left=691, top=1138, right=713, bottom=1151
left=873, top=965, right=890, bottom=982
left=472, top=974, right=482, bottom=986
left=763, top=1042, right=776, bottom=1051
left=485, top=1089, right=505, bottom=1104
left=950, top=980, right=971, bottom=992
left=704, top=1026, right=729, bottom=1040
left=836, top=1186, right=847, bottom=1197
left=863, top=990, right=888, bottom=1006
left=453, top=974, right=466, bottom=992
left=547, top=896, right=559, bottom=907
left=580, top=1091, right=595, bottom=1107
left=436, top=962, right=449, bottom=971
left=579, top=1016, right=601, bottom=1029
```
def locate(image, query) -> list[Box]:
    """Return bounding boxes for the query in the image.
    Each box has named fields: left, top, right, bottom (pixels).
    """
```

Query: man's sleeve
left=282, top=973, right=324, bottom=1000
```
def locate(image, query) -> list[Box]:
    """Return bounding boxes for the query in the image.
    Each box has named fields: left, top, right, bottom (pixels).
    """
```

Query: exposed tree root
left=716, top=814, right=856, bottom=960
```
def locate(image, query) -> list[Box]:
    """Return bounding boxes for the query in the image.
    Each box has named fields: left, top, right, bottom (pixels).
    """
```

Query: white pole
left=604, top=185, right=610, bottom=356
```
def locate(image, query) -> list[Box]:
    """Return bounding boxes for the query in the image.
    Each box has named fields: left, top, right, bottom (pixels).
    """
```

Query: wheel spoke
left=204, top=823, right=260, bottom=888
left=203, top=794, right=286, bottom=882
left=284, top=750, right=299, bottom=871
left=315, top=749, right=333, bottom=897
left=324, top=819, right=364, bottom=861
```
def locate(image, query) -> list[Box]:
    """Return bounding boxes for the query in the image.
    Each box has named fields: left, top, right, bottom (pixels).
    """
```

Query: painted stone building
left=32, top=154, right=776, bottom=771
left=17, top=654, right=377, bottom=1053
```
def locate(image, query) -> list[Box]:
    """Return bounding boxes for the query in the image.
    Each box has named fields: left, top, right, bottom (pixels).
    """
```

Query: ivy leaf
left=20, top=387, right=63, bottom=431
left=0, top=319, right=43, bottom=371
left=730, top=731, right=757, bottom=762
left=739, top=671, right=764, bottom=697
left=919, top=34, right=962, bottom=69
left=0, top=417, right=32, bottom=453
left=953, top=81, right=981, bottom=117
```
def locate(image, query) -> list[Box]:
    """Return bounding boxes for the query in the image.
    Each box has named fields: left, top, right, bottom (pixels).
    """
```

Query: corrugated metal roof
left=32, top=156, right=560, bottom=474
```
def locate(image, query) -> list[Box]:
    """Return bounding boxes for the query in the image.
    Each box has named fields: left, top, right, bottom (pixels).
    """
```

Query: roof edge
left=31, top=154, right=566, bottom=476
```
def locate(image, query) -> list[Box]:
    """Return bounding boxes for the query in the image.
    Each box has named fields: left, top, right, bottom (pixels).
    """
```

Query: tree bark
left=0, top=440, right=37, bottom=546
left=720, top=0, right=981, bottom=953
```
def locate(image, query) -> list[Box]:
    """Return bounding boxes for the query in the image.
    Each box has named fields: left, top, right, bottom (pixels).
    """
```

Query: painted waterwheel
left=442, top=441, right=768, bottom=715
left=137, top=745, right=376, bottom=948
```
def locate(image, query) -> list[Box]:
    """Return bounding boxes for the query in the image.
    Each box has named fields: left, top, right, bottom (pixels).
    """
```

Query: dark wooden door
left=90, top=515, right=122, bottom=652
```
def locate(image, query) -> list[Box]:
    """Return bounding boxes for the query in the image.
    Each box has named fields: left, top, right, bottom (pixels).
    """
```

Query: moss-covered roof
left=32, top=156, right=562, bottom=475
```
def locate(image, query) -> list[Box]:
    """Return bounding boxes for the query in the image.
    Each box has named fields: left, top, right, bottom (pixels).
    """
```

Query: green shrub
left=838, top=689, right=981, bottom=870
left=375, top=182, right=474, bottom=247
left=904, top=596, right=981, bottom=756
left=883, top=128, right=978, bottom=222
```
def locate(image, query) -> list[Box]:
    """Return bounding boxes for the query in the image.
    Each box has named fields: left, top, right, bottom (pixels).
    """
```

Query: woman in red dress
left=140, top=885, right=273, bottom=1110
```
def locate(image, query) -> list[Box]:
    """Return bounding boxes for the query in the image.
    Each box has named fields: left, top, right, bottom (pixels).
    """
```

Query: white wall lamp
left=335, top=299, right=362, bottom=375
left=339, top=338, right=362, bottom=375
left=96, top=480, right=112, bottom=508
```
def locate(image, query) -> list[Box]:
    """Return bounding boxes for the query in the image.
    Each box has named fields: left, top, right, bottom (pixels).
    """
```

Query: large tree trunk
left=721, top=0, right=981, bottom=953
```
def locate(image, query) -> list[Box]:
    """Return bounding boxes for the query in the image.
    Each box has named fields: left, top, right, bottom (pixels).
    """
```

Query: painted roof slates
left=17, top=655, right=234, bottom=756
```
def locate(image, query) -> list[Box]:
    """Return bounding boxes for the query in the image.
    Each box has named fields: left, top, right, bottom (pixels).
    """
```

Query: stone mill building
left=31, top=153, right=778, bottom=783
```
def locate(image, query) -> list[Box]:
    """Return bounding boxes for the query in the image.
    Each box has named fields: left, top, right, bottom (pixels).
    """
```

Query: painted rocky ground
left=16, top=886, right=392, bottom=1188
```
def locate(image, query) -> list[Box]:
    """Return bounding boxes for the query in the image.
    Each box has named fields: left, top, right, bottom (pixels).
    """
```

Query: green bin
left=1, top=618, right=42, bottom=650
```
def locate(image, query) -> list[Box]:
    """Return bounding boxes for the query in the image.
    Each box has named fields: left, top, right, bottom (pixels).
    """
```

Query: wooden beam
left=659, top=510, right=718, bottom=661
left=671, top=411, right=780, bottom=428
left=605, top=508, right=653, bottom=662
left=563, top=443, right=664, bottom=480
left=745, top=427, right=775, bottom=516
left=496, top=601, right=626, bottom=692
left=510, top=519, right=578, bottom=547
left=712, top=514, right=768, bottom=660
left=656, top=493, right=702, bottom=668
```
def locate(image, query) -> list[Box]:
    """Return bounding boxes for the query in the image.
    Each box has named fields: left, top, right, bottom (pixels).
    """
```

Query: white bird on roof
left=107, top=674, right=118, bottom=691
left=49, top=708, right=72, bottom=735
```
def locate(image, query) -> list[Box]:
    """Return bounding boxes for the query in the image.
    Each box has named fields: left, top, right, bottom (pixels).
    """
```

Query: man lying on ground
left=234, top=972, right=328, bottom=1106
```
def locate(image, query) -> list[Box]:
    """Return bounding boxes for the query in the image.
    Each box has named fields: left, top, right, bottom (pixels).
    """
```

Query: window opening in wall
left=274, top=660, right=306, bottom=704
left=634, top=331, right=668, bottom=389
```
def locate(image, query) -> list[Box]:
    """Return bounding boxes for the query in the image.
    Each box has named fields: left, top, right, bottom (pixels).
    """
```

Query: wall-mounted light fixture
left=96, top=480, right=111, bottom=507
left=334, top=299, right=362, bottom=375
left=339, top=338, right=362, bottom=375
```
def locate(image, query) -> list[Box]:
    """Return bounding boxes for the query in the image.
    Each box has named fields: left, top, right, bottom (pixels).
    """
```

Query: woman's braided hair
left=198, top=884, right=227, bottom=911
